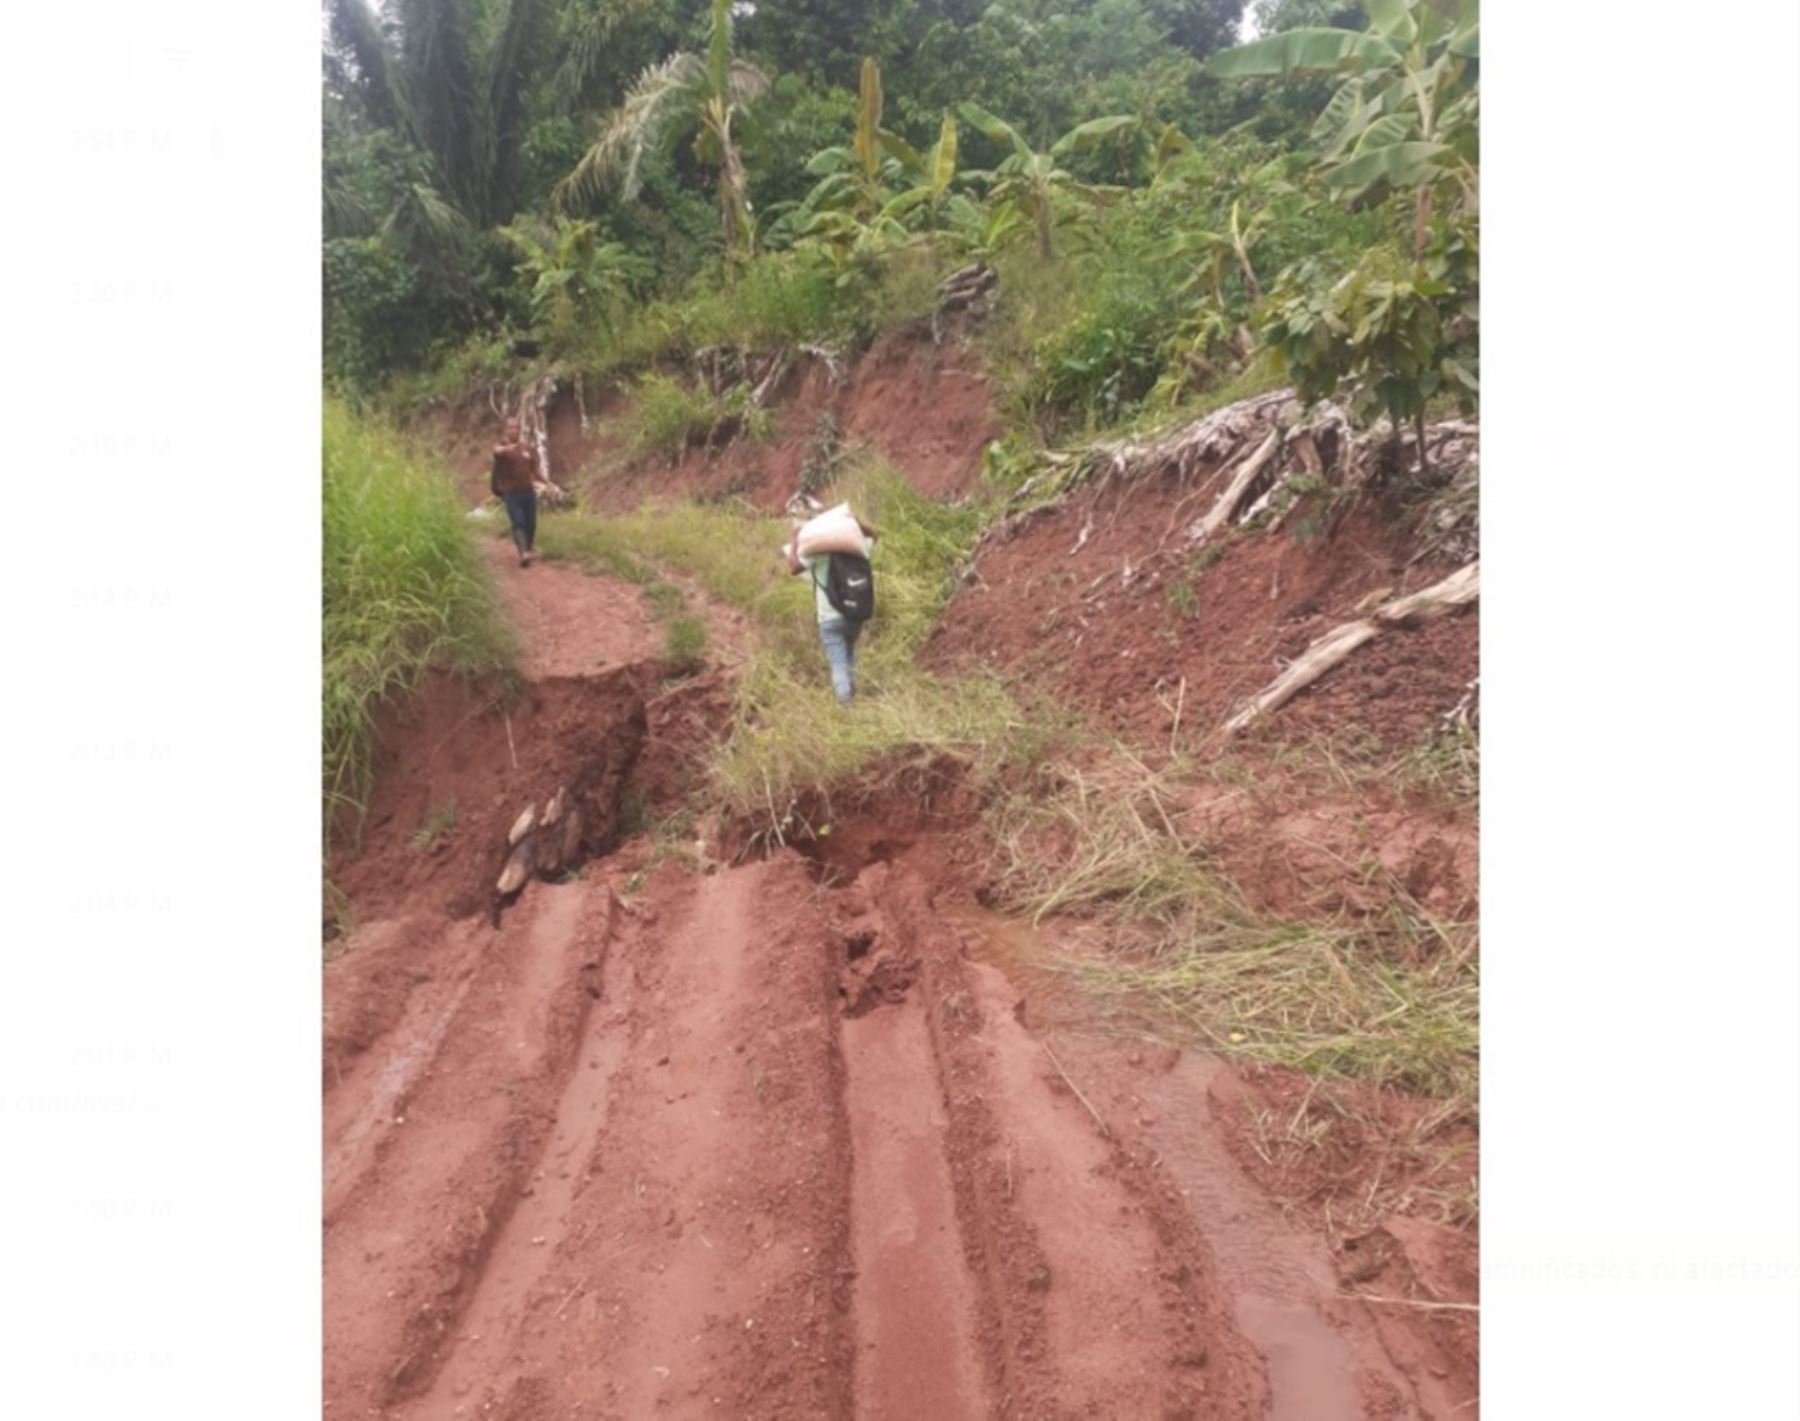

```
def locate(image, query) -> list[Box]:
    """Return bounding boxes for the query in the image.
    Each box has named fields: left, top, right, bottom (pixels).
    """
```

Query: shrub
left=629, top=373, right=719, bottom=460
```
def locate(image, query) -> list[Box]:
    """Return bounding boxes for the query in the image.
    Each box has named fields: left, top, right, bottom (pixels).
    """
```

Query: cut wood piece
left=1189, top=427, right=1283, bottom=545
left=1222, top=621, right=1381, bottom=734
left=1220, top=560, right=1479, bottom=736
left=508, top=805, right=538, bottom=847
left=496, top=838, right=536, bottom=895
left=1375, top=561, right=1479, bottom=623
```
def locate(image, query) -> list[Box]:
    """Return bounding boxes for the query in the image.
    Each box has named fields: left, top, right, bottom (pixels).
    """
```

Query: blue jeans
left=818, top=617, right=863, bottom=703
left=501, top=489, right=537, bottom=555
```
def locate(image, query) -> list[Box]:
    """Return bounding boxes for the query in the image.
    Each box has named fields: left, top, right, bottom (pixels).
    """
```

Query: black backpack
left=822, top=552, right=875, bottom=622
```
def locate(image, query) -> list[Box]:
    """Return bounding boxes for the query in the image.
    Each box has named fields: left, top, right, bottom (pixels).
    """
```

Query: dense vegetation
left=322, top=0, right=1479, bottom=1095
left=324, top=0, right=1477, bottom=443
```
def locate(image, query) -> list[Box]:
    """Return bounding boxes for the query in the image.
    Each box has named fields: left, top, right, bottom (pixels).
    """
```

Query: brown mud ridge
left=327, top=560, right=1477, bottom=1421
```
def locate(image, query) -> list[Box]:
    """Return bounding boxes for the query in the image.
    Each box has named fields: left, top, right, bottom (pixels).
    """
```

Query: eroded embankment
left=326, top=415, right=1477, bottom=1417
left=410, top=326, right=1003, bottom=516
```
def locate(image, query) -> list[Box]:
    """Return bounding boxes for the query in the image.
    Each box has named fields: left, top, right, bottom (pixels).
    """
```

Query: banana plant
left=874, top=111, right=960, bottom=231
left=794, top=58, right=892, bottom=220
left=939, top=194, right=1026, bottom=263
left=1209, top=0, right=1477, bottom=254
left=1154, top=199, right=1268, bottom=306
left=796, top=62, right=960, bottom=229
left=956, top=104, right=1135, bottom=260
left=791, top=62, right=964, bottom=272
left=497, top=215, right=652, bottom=341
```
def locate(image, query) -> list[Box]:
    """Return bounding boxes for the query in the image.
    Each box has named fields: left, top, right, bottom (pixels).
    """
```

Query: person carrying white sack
left=784, top=503, right=878, bottom=704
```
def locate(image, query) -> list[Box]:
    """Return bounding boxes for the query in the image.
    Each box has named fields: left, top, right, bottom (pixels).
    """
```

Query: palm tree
left=322, top=0, right=552, bottom=228
left=555, top=0, right=771, bottom=262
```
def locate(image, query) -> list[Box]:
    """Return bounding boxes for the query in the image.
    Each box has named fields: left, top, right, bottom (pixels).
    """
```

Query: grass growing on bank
left=534, top=457, right=1060, bottom=825
left=987, top=753, right=1478, bottom=1107
left=323, top=399, right=513, bottom=836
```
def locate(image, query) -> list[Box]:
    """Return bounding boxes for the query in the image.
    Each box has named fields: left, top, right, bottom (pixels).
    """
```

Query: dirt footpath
left=324, top=546, right=1477, bottom=1418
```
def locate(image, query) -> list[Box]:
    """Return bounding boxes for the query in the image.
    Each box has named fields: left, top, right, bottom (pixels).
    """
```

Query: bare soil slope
left=325, top=527, right=1478, bottom=1417
left=925, top=490, right=1476, bottom=755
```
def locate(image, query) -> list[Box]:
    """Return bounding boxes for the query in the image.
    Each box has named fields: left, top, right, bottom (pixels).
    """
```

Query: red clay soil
left=1169, top=773, right=1478, bottom=922
left=329, top=540, right=741, bottom=927
left=582, top=329, right=1002, bottom=514
left=326, top=414, right=1480, bottom=1417
left=326, top=820, right=1479, bottom=1418
left=481, top=535, right=661, bottom=679
left=925, top=484, right=1477, bottom=756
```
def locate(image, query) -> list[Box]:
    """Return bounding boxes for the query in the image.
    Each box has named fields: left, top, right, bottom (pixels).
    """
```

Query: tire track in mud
left=323, top=882, right=614, bottom=1410
left=546, top=862, right=853, bottom=1419
left=841, top=991, right=988, bottom=1419
left=323, top=912, right=484, bottom=1225
left=371, top=857, right=860, bottom=1420
left=1120, top=1049, right=1474, bottom=1419
left=862, top=864, right=1271, bottom=1420
left=397, top=893, right=635, bottom=1417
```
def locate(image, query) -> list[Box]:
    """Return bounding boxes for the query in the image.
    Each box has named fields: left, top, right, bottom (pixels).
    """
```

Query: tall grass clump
left=323, top=399, right=513, bottom=836
left=987, top=753, right=1477, bottom=1105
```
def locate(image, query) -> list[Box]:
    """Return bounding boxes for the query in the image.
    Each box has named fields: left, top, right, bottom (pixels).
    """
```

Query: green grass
left=592, top=251, right=857, bottom=376
left=541, top=498, right=801, bottom=628
left=1214, top=722, right=1481, bottom=812
left=323, top=399, right=514, bottom=838
left=1388, top=719, right=1480, bottom=804
left=664, top=616, right=707, bottom=669
left=382, top=332, right=517, bottom=409
left=531, top=456, right=1058, bottom=831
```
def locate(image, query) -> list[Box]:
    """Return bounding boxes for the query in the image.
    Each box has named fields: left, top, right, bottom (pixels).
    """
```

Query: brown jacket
left=490, top=442, right=539, bottom=497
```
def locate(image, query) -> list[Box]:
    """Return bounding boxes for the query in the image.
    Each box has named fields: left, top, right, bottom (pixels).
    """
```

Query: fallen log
left=1220, top=561, right=1479, bottom=736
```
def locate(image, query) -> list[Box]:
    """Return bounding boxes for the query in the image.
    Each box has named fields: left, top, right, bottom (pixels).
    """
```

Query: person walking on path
left=491, top=418, right=541, bottom=567
left=786, top=513, right=877, bottom=704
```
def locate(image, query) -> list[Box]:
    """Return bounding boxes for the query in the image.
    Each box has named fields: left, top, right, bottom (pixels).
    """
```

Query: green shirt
left=803, top=536, right=873, bottom=623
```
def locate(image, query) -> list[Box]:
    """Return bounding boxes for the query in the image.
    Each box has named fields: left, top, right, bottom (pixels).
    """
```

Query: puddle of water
left=1237, top=1294, right=1362, bottom=1421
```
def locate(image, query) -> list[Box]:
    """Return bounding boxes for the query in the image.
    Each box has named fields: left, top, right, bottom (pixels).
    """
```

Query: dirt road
left=324, top=547, right=1476, bottom=1418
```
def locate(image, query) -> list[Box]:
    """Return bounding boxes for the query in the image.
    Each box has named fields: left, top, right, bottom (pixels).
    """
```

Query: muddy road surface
left=324, top=546, right=1476, bottom=1418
